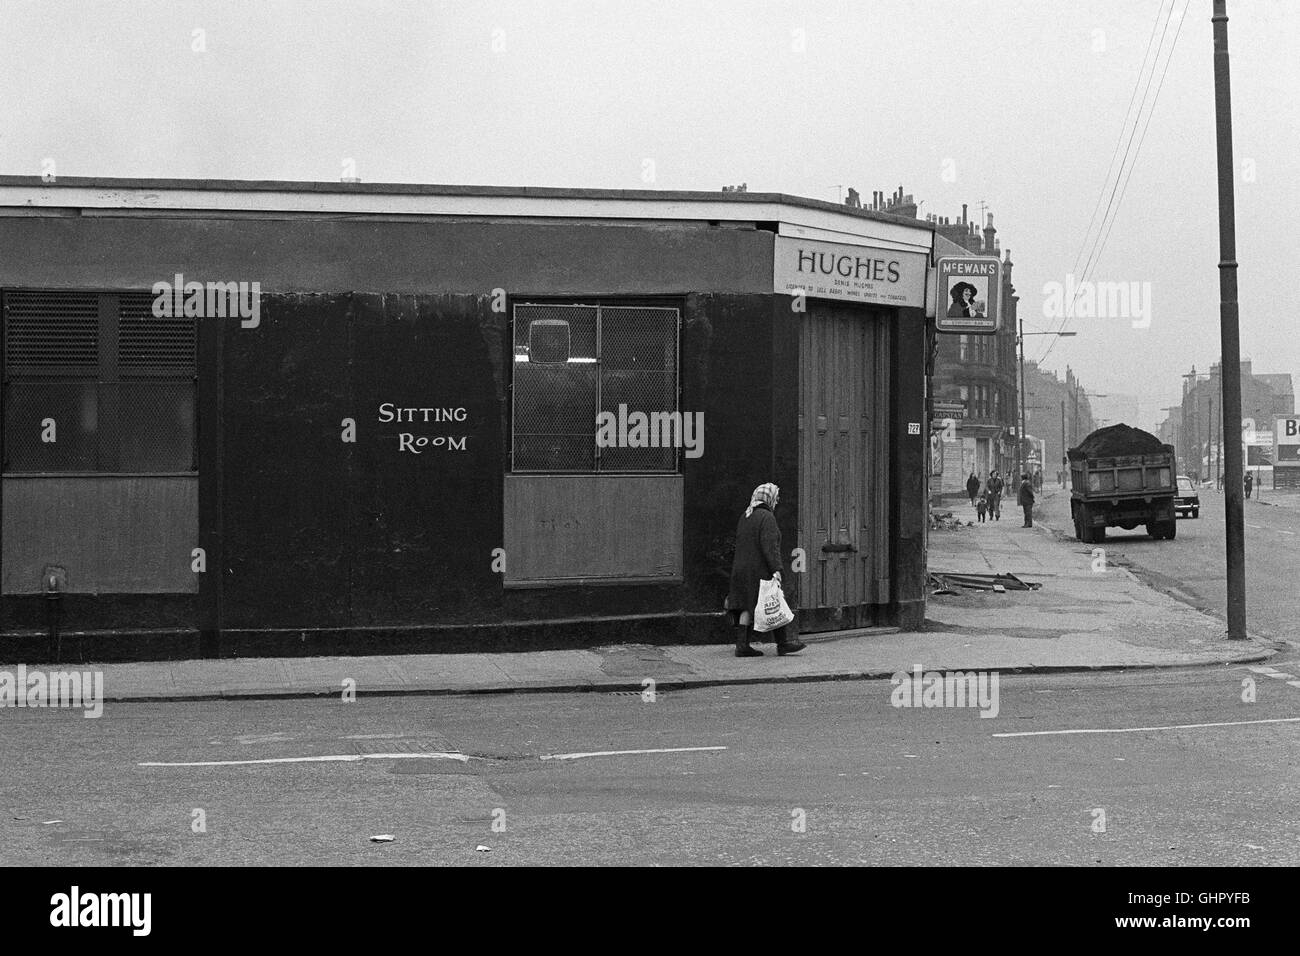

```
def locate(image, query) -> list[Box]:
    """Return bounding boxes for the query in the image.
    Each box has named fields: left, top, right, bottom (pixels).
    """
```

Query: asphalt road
left=3, top=666, right=1298, bottom=866
left=1034, top=487, right=1300, bottom=647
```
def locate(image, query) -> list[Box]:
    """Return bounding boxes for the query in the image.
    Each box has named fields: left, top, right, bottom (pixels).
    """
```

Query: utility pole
left=1017, top=311, right=1027, bottom=479
left=1061, top=399, right=1067, bottom=487
left=1183, top=368, right=1200, bottom=480
left=1206, top=385, right=1216, bottom=486
left=1202, top=389, right=1210, bottom=478
left=1213, top=0, right=1246, bottom=640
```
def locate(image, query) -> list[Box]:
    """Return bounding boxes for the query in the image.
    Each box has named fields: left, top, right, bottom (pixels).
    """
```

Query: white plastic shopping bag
left=753, top=577, right=794, bottom=632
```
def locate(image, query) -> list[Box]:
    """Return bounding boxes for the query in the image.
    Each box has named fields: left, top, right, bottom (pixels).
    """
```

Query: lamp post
left=1018, top=323, right=1076, bottom=479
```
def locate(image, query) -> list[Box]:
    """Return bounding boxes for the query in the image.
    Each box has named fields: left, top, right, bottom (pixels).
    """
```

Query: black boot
left=774, top=626, right=806, bottom=656
left=735, top=625, right=763, bottom=657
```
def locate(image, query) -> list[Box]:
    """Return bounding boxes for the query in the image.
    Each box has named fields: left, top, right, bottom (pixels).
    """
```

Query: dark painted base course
left=0, top=613, right=723, bottom=664
left=0, top=604, right=916, bottom=664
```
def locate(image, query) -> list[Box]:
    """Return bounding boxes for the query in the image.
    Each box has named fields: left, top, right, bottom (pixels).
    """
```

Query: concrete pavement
left=58, top=486, right=1275, bottom=703
left=1251, top=488, right=1300, bottom=512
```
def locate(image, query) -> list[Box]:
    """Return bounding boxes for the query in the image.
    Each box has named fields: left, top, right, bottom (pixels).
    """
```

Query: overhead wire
left=1066, top=0, right=1170, bottom=286
left=1037, top=0, right=1190, bottom=370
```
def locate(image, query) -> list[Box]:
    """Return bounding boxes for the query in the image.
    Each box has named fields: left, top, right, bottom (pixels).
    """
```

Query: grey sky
left=3, top=0, right=1296, bottom=430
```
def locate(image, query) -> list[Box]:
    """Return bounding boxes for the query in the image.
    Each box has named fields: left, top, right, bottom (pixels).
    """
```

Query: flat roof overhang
left=0, top=176, right=935, bottom=256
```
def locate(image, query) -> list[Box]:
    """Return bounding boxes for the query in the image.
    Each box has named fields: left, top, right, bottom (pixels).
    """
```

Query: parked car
left=1175, top=475, right=1200, bottom=519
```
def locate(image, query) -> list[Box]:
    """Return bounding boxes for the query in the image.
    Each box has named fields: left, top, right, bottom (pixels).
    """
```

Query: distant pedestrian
left=1018, top=473, right=1036, bottom=527
left=966, top=472, right=981, bottom=506
left=727, top=482, right=805, bottom=658
left=988, top=471, right=1004, bottom=521
left=976, top=493, right=988, bottom=523
left=1244, top=472, right=1253, bottom=499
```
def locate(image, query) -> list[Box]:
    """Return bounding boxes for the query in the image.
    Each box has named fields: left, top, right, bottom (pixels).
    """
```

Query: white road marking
left=1278, top=530, right=1296, bottom=536
left=1244, top=665, right=1300, bottom=688
left=1247, top=524, right=1264, bottom=530
left=538, top=746, right=726, bottom=761
left=142, top=746, right=730, bottom=767
left=139, top=752, right=470, bottom=767
left=993, top=716, right=1300, bottom=738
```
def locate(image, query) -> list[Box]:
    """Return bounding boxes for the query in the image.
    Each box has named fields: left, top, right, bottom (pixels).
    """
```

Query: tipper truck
left=1067, top=424, right=1178, bottom=542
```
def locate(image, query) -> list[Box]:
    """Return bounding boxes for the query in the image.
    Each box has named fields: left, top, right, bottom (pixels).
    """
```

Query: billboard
left=1277, top=418, right=1300, bottom=466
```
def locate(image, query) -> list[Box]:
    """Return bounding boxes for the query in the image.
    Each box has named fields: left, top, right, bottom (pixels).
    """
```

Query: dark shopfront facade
left=0, top=178, right=935, bottom=661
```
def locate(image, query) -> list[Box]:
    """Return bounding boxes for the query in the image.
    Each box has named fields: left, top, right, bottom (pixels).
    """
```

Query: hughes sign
left=774, top=237, right=926, bottom=308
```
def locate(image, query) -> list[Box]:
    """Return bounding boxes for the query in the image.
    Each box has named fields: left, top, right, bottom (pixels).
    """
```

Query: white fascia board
left=0, top=183, right=933, bottom=247
left=776, top=219, right=933, bottom=255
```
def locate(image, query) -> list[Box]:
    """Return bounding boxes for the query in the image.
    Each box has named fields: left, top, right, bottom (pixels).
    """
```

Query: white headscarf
left=744, top=482, right=779, bottom=518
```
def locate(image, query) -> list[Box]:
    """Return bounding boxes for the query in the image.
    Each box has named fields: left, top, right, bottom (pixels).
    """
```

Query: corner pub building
left=0, top=177, right=936, bottom=660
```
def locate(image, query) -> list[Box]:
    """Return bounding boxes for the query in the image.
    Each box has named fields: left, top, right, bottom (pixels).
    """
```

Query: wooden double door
left=795, top=303, right=891, bottom=631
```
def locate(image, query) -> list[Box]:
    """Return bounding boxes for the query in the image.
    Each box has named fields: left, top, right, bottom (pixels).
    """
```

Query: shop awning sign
left=936, top=256, right=1001, bottom=333
left=774, top=237, right=927, bottom=308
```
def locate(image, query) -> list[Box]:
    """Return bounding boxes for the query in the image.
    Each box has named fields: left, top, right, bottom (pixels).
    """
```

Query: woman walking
left=727, top=483, right=806, bottom=658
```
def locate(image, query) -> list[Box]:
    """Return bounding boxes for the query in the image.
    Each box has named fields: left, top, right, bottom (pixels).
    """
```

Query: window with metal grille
left=511, top=302, right=680, bottom=473
left=2, top=291, right=197, bottom=473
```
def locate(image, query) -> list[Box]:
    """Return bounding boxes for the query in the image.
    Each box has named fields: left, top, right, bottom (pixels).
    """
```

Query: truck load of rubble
left=1067, top=423, right=1166, bottom=461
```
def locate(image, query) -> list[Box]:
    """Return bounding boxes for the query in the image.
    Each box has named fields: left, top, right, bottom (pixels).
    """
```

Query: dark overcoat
left=1017, top=480, right=1035, bottom=506
left=728, top=503, right=783, bottom=616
